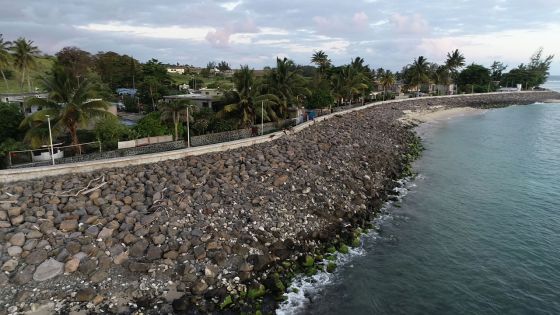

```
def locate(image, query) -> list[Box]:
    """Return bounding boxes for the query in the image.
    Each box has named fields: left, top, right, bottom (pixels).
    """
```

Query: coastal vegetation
left=0, top=34, right=555, bottom=168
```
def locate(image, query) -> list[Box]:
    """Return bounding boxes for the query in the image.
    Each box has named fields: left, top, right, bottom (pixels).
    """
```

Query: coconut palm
left=159, top=100, right=192, bottom=141
left=445, top=49, right=465, bottom=83
left=331, top=65, right=369, bottom=105
left=20, top=67, right=110, bottom=148
left=410, top=56, right=431, bottom=94
left=0, top=34, right=12, bottom=90
left=311, top=50, right=331, bottom=79
left=11, top=37, right=40, bottom=92
left=267, top=57, right=310, bottom=119
left=380, top=71, right=396, bottom=99
left=219, top=65, right=280, bottom=128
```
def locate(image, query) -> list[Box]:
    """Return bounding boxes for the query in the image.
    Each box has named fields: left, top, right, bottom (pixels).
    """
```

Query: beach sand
left=401, top=106, right=485, bottom=124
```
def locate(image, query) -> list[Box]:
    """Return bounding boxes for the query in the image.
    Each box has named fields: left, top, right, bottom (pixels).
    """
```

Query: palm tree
left=11, top=37, right=40, bottom=92
left=311, top=50, right=331, bottom=79
left=267, top=57, right=310, bottom=119
left=0, top=34, right=12, bottom=90
left=445, top=49, right=466, bottom=72
left=410, top=56, right=431, bottom=95
left=219, top=65, right=280, bottom=128
left=159, top=100, right=192, bottom=141
left=331, top=65, right=369, bottom=106
left=20, top=67, right=110, bottom=148
left=380, top=71, right=396, bottom=100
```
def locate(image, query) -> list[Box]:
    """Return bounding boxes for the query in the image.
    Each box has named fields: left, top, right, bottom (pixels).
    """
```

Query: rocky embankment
left=0, top=92, right=558, bottom=314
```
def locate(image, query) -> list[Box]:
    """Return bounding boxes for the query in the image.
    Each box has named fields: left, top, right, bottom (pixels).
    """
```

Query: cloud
left=77, top=22, right=213, bottom=41
left=391, top=13, right=430, bottom=35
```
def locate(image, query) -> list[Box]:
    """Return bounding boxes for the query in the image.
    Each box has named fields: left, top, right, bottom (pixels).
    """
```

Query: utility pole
left=186, top=106, right=191, bottom=147
left=261, top=101, right=264, bottom=136
left=46, top=115, right=55, bottom=165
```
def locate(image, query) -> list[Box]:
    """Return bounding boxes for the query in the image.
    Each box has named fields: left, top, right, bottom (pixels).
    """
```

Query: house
left=163, top=94, right=214, bottom=109
left=167, top=67, right=186, bottom=75
left=0, top=92, right=49, bottom=116
left=198, top=88, right=223, bottom=98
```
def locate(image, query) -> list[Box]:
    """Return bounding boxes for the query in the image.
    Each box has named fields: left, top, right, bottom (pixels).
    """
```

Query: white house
left=0, top=92, right=49, bottom=116
left=167, top=67, right=186, bottom=75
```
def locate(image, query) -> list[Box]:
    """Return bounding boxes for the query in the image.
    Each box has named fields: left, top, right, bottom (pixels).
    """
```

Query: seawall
left=0, top=91, right=558, bottom=314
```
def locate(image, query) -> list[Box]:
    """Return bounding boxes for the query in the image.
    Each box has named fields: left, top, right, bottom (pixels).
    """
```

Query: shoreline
left=1, top=91, right=559, bottom=314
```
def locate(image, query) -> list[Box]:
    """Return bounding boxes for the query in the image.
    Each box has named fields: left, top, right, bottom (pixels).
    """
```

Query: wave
left=277, top=178, right=417, bottom=314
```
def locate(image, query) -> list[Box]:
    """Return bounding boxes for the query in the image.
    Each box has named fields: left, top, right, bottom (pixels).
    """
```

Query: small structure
left=0, top=92, right=49, bottom=116
left=32, top=148, right=64, bottom=162
left=167, top=67, right=186, bottom=75
left=116, top=88, right=137, bottom=96
left=199, top=88, right=223, bottom=98
left=163, top=94, right=214, bottom=109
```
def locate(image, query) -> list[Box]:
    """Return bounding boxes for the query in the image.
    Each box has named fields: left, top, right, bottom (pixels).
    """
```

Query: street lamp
left=261, top=100, right=264, bottom=136
left=186, top=104, right=195, bottom=148
left=46, top=115, right=55, bottom=165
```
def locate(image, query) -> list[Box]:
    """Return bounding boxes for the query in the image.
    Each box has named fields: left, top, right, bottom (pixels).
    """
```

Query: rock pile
left=0, top=91, right=558, bottom=314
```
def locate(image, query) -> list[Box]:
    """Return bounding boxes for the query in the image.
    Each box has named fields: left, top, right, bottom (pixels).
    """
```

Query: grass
left=168, top=72, right=234, bottom=90
left=0, top=56, right=55, bottom=94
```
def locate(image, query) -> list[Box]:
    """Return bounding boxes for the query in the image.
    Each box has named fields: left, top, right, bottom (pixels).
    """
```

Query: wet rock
left=33, top=258, right=64, bottom=282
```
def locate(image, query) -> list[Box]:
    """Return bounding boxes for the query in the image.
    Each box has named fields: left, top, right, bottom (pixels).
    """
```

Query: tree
left=133, top=111, right=176, bottom=137
left=20, top=67, right=111, bottom=148
left=55, top=47, right=93, bottom=79
left=267, top=57, right=310, bottom=118
left=94, top=52, right=142, bottom=91
left=11, top=37, right=40, bottom=92
left=311, top=50, right=331, bottom=79
left=501, top=48, right=554, bottom=89
left=409, top=56, right=431, bottom=93
left=217, top=61, right=231, bottom=71
left=490, top=61, right=507, bottom=82
left=0, top=102, right=24, bottom=140
left=380, top=71, right=396, bottom=98
left=458, top=64, right=491, bottom=93
left=330, top=65, right=369, bottom=105
left=445, top=49, right=466, bottom=80
left=219, top=65, right=280, bottom=128
left=94, top=115, right=131, bottom=150
left=159, top=100, right=192, bottom=141
left=138, top=59, right=172, bottom=111
left=0, top=34, right=12, bottom=90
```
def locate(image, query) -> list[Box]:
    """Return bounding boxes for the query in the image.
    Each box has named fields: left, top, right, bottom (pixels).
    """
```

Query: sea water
left=281, top=102, right=560, bottom=314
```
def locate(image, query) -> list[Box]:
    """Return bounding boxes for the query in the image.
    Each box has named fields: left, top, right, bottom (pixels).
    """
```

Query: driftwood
left=46, top=176, right=107, bottom=197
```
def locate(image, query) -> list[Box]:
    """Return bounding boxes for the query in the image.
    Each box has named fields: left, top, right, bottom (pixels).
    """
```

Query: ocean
left=279, top=94, right=560, bottom=313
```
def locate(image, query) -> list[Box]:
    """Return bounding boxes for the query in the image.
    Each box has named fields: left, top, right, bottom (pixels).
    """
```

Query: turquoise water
left=297, top=103, right=560, bottom=314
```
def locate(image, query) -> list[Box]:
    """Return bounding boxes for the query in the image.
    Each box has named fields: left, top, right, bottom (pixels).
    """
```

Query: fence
left=9, top=141, right=185, bottom=169
left=118, top=135, right=173, bottom=149
left=8, top=142, right=101, bottom=168
left=190, top=119, right=295, bottom=147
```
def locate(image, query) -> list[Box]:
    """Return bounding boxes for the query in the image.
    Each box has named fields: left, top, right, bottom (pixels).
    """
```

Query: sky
left=1, top=0, right=560, bottom=73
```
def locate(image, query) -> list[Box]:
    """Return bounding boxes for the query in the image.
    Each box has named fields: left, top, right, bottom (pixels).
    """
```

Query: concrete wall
left=1, top=91, right=558, bottom=184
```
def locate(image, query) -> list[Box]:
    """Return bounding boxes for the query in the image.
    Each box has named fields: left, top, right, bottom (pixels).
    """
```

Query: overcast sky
left=1, top=0, right=559, bottom=73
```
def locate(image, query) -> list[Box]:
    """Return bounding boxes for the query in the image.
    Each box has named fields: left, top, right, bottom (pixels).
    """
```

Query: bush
left=133, top=112, right=180, bottom=138
left=0, top=138, right=27, bottom=169
left=123, top=95, right=139, bottom=113
left=307, top=88, right=334, bottom=109
left=95, top=116, right=132, bottom=150
left=0, top=102, right=24, bottom=140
